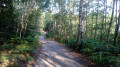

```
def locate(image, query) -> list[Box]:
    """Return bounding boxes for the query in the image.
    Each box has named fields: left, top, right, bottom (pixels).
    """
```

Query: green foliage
left=46, top=32, right=76, bottom=48
left=0, top=0, right=43, bottom=66
left=81, top=39, right=120, bottom=67
left=46, top=32, right=54, bottom=38
left=54, top=36, right=62, bottom=42
left=42, top=0, right=120, bottom=66
left=46, top=32, right=120, bottom=66
left=1, top=43, right=14, bottom=50
left=25, top=56, right=34, bottom=61
left=65, top=38, right=76, bottom=48
left=0, top=34, right=40, bottom=65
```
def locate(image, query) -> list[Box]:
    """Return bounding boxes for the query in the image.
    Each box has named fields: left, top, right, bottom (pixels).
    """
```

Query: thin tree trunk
left=91, top=15, right=94, bottom=38
left=115, top=0, right=118, bottom=25
left=95, top=0, right=99, bottom=39
left=69, top=13, right=72, bottom=36
left=114, top=0, right=118, bottom=39
left=23, top=23, right=27, bottom=37
left=114, top=0, right=120, bottom=46
left=105, top=0, right=107, bottom=35
left=17, top=17, right=20, bottom=36
left=85, top=4, right=88, bottom=38
left=60, top=1, right=64, bottom=37
left=54, top=20, right=57, bottom=37
left=114, top=13, right=120, bottom=45
left=20, top=14, right=24, bottom=38
left=20, top=28, right=22, bottom=38
left=100, top=0, right=105, bottom=40
left=76, top=0, right=84, bottom=45
left=107, top=0, right=115, bottom=43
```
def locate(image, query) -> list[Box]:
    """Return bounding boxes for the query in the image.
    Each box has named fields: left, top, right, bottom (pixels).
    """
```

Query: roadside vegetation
left=0, top=0, right=49, bottom=66
left=0, top=0, right=120, bottom=67
left=44, top=0, right=120, bottom=67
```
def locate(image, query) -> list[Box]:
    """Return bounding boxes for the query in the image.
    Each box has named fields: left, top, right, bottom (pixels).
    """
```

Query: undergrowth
left=0, top=33, right=41, bottom=67
left=46, top=32, right=120, bottom=67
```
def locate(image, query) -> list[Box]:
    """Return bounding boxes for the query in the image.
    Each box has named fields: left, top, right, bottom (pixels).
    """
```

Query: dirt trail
left=35, top=34, right=89, bottom=67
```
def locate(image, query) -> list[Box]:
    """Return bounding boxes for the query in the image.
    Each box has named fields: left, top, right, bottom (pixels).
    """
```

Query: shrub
left=65, top=38, right=76, bottom=48
left=81, top=38, right=120, bottom=67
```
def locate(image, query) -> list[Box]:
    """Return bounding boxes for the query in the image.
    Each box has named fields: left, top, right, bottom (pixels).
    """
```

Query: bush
left=46, top=32, right=54, bottom=38
left=0, top=33, right=40, bottom=66
left=46, top=32, right=120, bottom=67
left=65, top=38, right=76, bottom=48
left=81, top=38, right=120, bottom=67
left=1, top=43, right=14, bottom=50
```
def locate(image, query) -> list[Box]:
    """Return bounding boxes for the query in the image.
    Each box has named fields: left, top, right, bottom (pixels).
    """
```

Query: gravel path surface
left=35, top=35, right=88, bottom=67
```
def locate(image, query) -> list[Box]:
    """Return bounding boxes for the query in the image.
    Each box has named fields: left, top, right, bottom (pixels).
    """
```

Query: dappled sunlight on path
left=35, top=35, right=87, bottom=67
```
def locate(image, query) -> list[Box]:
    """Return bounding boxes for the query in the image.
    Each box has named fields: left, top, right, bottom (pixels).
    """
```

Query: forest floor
left=35, top=34, right=92, bottom=67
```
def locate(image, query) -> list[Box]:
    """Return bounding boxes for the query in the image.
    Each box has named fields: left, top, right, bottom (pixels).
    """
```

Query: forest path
left=35, top=34, right=88, bottom=67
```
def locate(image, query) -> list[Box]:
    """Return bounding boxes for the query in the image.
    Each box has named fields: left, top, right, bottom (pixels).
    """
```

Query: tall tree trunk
left=107, top=0, right=115, bottom=43
left=105, top=0, right=107, bottom=35
left=62, top=0, right=66, bottom=40
left=114, top=0, right=120, bottom=46
left=69, top=13, right=72, bottom=37
left=100, top=0, right=105, bottom=40
left=85, top=4, right=88, bottom=38
left=76, top=0, right=84, bottom=45
left=91, top=15, right=94, bottom=38
left=20, top=14, right=24, bottom=38
left=113, top=0, right=118, bottom=40
left=115, top=0, right=118, bottom=25
left=17, top=17, right=20, bottom=36
left=95, top=0, right=99, bottom=39
left=54, top=20, right=57, bottom=37
left=59, top=0, right=64, bottom=38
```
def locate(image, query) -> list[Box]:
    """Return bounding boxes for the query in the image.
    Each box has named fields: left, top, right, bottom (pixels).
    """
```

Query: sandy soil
left=35, top=35, right=90, bottom=67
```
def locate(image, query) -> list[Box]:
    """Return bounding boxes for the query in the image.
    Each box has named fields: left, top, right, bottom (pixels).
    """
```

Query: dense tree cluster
left=0, top=0, right=49, bottom=66
left=45, top=0, right=120, bottom=66
left=0, top=0, right=120, bottom=66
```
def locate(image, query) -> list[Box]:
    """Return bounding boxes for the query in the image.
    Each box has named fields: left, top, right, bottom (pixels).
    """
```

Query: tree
left=114, top=0, right=120, bottom=45
left=106, top=0, right=115, bottom=43
left=76, top=0, right=85, bottom=46
left=85, top=2, right=88, bottom=38
left=94, top=0, right=99, bottom=39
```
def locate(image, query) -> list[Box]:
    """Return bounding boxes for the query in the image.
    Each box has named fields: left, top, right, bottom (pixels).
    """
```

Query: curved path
left=35, top=35, right=88, bottom=67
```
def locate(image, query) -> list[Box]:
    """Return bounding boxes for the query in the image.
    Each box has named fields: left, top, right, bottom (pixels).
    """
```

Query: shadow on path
left=35, top=34, right=88, bottom=67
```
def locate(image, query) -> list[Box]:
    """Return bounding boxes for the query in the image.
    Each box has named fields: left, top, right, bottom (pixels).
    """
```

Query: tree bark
left=105, top=0, right=107, bottom=35
left=91, top=15, right=94, bottom=38
left=85, top=4, right=88, bottom=38
left=107, top=0, right=115, bottom=43
left=100, top=0, right=106, bottom=40
left=95, top=0, right=99, bottom=39
left=114, top=0, right=120, bottom=46
left=76, top=0, right=84, bottom=45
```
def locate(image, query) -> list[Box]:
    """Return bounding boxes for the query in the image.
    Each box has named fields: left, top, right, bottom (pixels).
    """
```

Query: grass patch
left=0, top=35, right=41, bottom=67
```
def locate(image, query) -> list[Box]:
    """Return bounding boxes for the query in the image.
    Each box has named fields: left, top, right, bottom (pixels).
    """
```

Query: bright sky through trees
left=0, top=0, right=120, bottom=67
left=48, top=0, right=119, bottom=15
